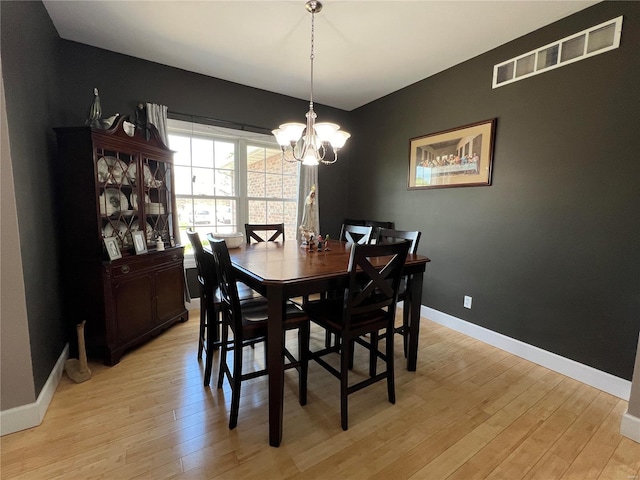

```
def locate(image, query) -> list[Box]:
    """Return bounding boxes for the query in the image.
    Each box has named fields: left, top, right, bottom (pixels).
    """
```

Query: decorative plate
left=103, top=221, right=129, bottom=246
left=127, top=164, right=161, bottom=187
left=99, top=188, right=129, bottom=216
left=130, top=192, right=151, bottom=210
left=97, top=156, right=130, bottom=185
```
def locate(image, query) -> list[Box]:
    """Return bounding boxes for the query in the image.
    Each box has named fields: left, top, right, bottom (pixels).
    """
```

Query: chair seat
left=305, top=298, right=391, bottom=336
left=236, top=299, right=309, bottom=338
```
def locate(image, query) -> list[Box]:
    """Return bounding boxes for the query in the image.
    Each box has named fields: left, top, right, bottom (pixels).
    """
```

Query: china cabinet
left=55, top=115, right=188, bottom=365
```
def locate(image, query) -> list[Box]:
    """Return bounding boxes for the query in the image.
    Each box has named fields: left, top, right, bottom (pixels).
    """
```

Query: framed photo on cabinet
left=132, top=231, right=148, bottom=254
left=408, top=118, right=496, bottom=189
left=104, top=237, right=122, bottom=260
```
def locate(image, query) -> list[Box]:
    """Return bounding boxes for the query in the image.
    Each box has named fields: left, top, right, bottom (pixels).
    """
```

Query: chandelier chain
left=309, top=7, right=315, bottom=105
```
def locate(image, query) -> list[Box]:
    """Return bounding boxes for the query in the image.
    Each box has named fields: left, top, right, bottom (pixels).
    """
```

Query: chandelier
left=272, top=0, right=350, bottom=166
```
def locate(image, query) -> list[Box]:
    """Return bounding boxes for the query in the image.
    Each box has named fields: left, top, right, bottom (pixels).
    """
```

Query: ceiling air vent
left=493, top=16, right=623, bottom=89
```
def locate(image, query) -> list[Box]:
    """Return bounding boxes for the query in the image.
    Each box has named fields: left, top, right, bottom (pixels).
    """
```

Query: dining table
left=213, top=238, right=430, bottom=447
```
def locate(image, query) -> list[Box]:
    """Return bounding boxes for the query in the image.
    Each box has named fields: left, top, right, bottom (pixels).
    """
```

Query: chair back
left=343, top=241, right=410, bottom=328
left=376, top=228, right=421, bottom=254
left=365, top=220, right=394, bottom=243
left=244, top=223, right=285, bottom=243
left=186, top=229, right=216, bottom=288
left=208, top=238, right=242, bottom=333
left=340, top=224, right=374, bottom=245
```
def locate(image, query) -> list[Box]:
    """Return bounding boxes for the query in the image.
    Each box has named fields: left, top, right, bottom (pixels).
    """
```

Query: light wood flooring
left=2, top=310, right=639, bottom=479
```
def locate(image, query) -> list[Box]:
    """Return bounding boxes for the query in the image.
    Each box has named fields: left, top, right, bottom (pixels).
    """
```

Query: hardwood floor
left=2, top=310, right=639, bottom=479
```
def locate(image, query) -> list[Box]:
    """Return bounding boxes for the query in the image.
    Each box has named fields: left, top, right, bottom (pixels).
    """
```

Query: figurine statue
left=86, top=87, right=102, bottom=129
left=299, top=184, right=319, bottom=242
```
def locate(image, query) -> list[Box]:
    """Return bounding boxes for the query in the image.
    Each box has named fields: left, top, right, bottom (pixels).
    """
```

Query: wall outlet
left=464, top=295, right=472, bottom=309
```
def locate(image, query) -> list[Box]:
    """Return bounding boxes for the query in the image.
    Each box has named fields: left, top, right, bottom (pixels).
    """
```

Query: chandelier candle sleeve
left=272, top=0, right=350, bottom=165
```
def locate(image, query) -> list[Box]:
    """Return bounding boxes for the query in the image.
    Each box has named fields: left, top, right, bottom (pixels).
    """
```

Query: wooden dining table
left=217, top=239, right=430, bottom=447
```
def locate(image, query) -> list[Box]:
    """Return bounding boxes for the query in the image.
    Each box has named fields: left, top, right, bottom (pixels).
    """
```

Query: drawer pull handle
left=121, top=265, right=130, bottom=274
left=172, top=254, right=179, bottom=261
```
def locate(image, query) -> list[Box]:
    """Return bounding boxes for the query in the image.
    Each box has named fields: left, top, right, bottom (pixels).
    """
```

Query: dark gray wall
left=349, top=1, right=640, bottom=380
left=1, top=1, right=66, bottom=394
left=56, top=40, right=352, bottom=241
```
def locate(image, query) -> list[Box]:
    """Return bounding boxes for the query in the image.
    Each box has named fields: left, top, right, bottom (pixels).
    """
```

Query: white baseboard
left=185, top=299, right=200, bottom=311
left=0, top=343, right=69, bottom=436
left=420, top=306, right=631, bottom=401
left=620, top=412, right=640, bottom=442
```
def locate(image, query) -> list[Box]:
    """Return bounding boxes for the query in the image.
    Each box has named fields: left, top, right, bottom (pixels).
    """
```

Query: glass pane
left=192, top=138, right=214, bottom=168
left=215, top=169, right=235, bottom=196
left=248, top=200, right=266, bottom=224
left=174, top=165, right=193, bottom=195
left=215, top=199, right=233, bottom=226
left=496, top=62, right=514, bottom=84
left=191, top=199, right=216, bottom=225
left=267, top=200, right=284, bottom=223
left=515, top=53, right=535, bottom=78
left=561, top=35, right=585, bottom=62
left=247, top=172, right=265, bottom=197
left=265, top=173, right=282, bottom=198
left=284, top=201, right=297, bottom=226
left=192, top=167, right=214, bottom=196
left=283, top=174, right=297, bottom=199
left=265, top=149, right=281, bottom=174
left=247, top=146, right=265, bottom=172
left=282, top=157, right=298, bottom=175
left=176, top=197, right=194, bottom=227
left=215, top=141, right=235, bottom=169
left=537, top=44, right=559, bottom=70
left=168, top=135, right=191, bottom=165
left=587, top=23, right=615, bottom=53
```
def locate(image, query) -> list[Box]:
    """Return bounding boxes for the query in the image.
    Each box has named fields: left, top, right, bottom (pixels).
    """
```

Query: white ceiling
left=43, top=0, right=599, bottom=111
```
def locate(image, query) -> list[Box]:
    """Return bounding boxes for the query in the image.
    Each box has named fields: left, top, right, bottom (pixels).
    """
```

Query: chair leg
left=348, top=339, right=355, bottom=370
left=204, top=314, right=214, bottom=387
left=340, top=335, right=350, bottom=431
left=217, top=316, right=229, bottom=389
left=324, top=329, right=333, bottom=349
left=298, top=322, right=310, bottom=406
left=369, top=330, right=379, bottom=377
left=229, top=339, right=243, bottom=430
left=386, top=325, right=396, bottom=405
left=402, top=303, right=409, bottom=358
left=197, top=294, right=206, bottom=359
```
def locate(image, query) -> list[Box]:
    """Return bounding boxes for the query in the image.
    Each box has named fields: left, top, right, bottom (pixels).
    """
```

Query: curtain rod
left=168, top=111, right=273, bottom=136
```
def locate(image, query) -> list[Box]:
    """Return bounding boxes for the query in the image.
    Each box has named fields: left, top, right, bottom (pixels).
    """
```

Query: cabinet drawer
left=107, top=248, right=183, bottom=278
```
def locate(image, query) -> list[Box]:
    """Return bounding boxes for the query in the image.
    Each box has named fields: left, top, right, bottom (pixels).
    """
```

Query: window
left=167, top=119, right=300, bottom=257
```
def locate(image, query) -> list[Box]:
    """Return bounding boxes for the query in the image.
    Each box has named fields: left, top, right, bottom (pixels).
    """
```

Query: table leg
left=267, top=285, right=285, bottom=447
left=407, top=271, right=424, bottom=371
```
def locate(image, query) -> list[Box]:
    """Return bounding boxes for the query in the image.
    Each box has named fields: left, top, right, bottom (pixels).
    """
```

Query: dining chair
left=339, top=224, right=373, bottom=245
left=186, top=229, right=260, bottom=386
left=304, top=241, right=410, bottom=430
left=244, top=223, right=285, bottom=243
left=209, top=237, right=310, bottom=429
left=365, top=220, right=394, bottom=243
left=375, top=228, right=422, bottom=358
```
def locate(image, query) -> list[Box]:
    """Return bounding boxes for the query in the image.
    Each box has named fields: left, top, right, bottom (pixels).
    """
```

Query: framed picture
left=408, top=118, right=496, bottom=189
left=104, top=237, right=122, bottom=261
left=132, top=231, right=148, bottom=254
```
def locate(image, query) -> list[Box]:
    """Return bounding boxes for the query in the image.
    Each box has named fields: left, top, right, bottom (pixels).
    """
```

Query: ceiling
left=43, top=0, right=599, bottom=111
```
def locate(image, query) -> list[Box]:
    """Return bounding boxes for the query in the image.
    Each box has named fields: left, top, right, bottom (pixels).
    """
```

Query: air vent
left=493, top=16, right=623, bottom=88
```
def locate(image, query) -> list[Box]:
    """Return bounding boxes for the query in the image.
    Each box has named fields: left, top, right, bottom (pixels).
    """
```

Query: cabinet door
left=113, top=273, right=154, bottom=343
left=141, top=155, right=175, bottom=249
left=154, top=264, right=186, bottom=324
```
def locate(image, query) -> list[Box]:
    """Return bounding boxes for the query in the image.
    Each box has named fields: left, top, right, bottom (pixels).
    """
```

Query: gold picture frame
left=408, top=119, right=496, bottom=189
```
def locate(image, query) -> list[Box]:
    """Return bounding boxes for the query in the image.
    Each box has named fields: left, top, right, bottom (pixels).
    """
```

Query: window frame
left=167, top=118, right=299, bottom=267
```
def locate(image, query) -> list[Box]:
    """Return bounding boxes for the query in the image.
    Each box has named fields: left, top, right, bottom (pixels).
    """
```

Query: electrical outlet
left=464, top=295, right=472, bottom=309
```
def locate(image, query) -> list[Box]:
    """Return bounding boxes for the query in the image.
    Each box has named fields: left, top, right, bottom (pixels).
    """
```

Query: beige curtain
left=146, top=103, right=168, bottom=145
